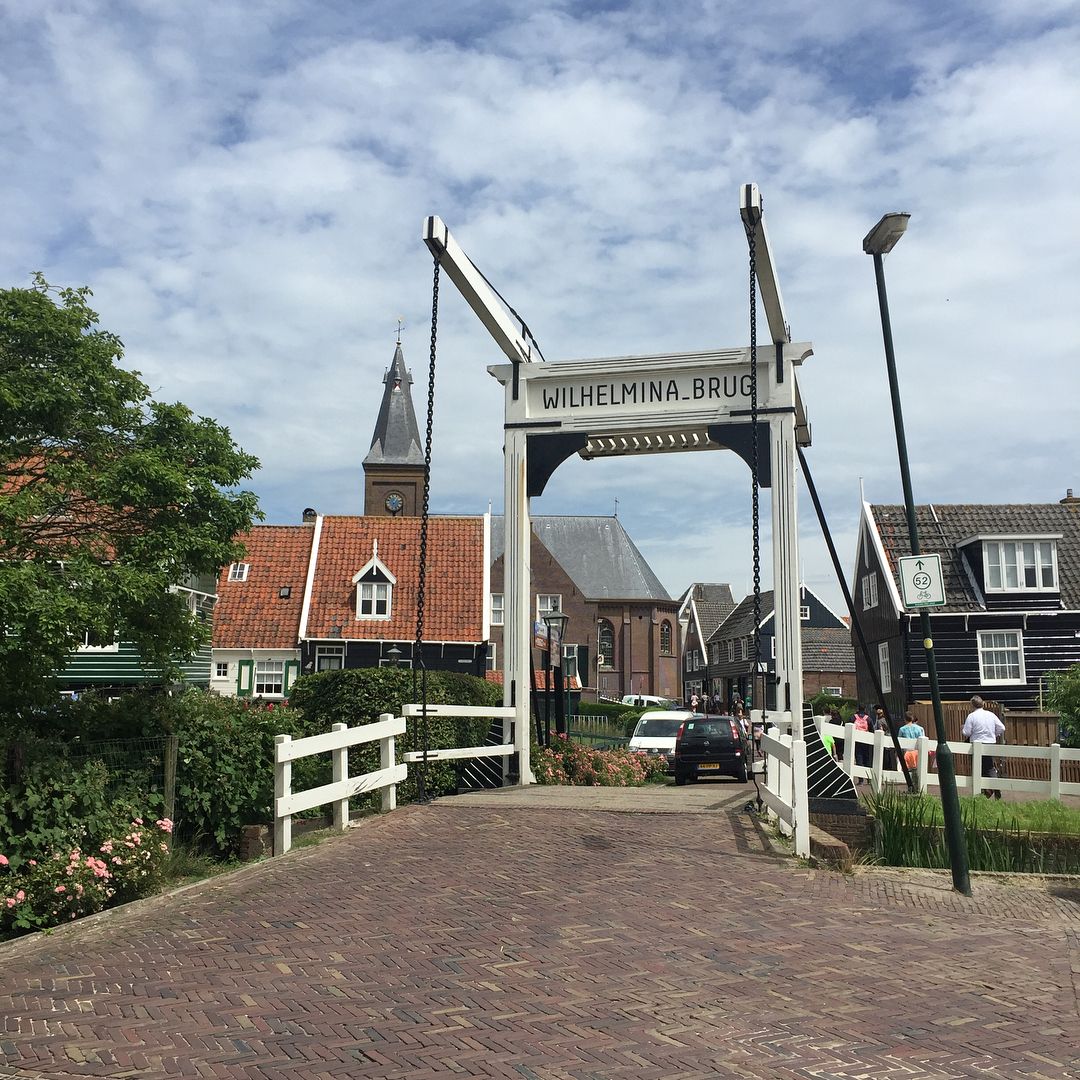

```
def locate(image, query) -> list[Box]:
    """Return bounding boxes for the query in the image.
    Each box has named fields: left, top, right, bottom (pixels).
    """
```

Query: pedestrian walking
left=852, top=704, right=872, bottom=779
left=875, top=706, right=895, bottom=772
left=690, top=692, right=699, bottom=713
left=829, top=707, right=844, bottom=761
left=962, top=695, right=1005, bottom=799
left=898, top=711, right=925, bottom=772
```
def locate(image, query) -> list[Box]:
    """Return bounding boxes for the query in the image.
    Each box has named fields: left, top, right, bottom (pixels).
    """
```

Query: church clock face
left=384, top=491, right=404, bottom=515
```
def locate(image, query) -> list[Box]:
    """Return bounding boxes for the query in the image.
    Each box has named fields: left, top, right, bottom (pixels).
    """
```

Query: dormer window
left=228, top=562, right=250, bottom=582
left=983, top=539, right=1058, bottom=593
left=351, top=539, right=396, bottom=620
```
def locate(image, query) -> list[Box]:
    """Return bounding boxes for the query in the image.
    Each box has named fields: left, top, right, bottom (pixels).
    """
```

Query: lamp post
left=864, top=212, right=971, bottom=896
left=387, top=645, right=403, bottom=666
left=543, top=610, right=569, bottom=741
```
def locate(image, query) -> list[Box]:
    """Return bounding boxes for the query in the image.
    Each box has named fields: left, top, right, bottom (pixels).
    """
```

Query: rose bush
left=0, top=818, right=173, bottom=938
left=533, top=735, right=668, bottom=786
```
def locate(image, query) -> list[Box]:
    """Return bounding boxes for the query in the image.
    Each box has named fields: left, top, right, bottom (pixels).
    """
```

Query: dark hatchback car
left=673, top=715, right=749, bottom=784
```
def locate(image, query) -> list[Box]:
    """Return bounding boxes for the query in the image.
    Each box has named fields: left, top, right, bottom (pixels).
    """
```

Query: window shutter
left=236, top=659, right=254, bottom=698
left=283, top=660, right=300, bottom=695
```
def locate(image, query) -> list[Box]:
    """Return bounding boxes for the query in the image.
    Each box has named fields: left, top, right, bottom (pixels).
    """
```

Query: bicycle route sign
left=897, top=554, right=946, bottom=608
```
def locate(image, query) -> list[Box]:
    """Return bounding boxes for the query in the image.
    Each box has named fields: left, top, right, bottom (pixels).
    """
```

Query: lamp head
left=863, top=212, right=911, bottom=256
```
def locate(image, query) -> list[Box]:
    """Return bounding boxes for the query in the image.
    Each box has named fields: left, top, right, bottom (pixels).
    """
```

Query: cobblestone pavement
left=1, top=788, right=1079, bottom=1079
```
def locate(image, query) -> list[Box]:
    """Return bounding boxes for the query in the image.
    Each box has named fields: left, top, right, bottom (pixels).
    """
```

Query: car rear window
left=634, top=718, right=683, bottom=737
left=682, top=720, right=736, bottom=740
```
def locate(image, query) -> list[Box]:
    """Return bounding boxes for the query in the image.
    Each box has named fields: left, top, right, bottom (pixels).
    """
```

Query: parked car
left=621, top=694, right=679, bottom=709
left=628, top=709, right=695, bottom=772
left=673, top=715, right=749, bottom=784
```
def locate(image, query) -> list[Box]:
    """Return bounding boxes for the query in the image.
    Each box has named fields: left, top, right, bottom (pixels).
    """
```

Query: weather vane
left=396, top=316, right=405, bottom=345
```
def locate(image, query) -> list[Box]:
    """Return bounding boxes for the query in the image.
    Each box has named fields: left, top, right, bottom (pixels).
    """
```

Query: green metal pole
left=872, top=251, right=971, bottom=896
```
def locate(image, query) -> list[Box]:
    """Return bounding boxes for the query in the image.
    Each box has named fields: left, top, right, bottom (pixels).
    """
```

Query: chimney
left=302, top=507, right=317, bottom=523
left=1061, top=489, right=1079, bottom=505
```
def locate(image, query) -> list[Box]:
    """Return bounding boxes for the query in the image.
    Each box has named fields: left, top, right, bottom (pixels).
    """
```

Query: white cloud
left=2, top=0, right=1079, bottom=615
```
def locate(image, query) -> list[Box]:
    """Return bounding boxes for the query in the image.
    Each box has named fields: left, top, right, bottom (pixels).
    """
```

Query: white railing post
left=871, top=728, right=885, bottom=792
left=764, top=737, right=778, bottom=822
left=331, top=723, right=349, bottom=831
left=972, top=741, right=983, bottom=797
left=380, top=712, right=397, bottom=812
left=916, top=735, right=929, bottom=793
left=1050, top=743, right=1061, bottom=801
left=778, top=734, right=793, bottom=837
left=274, top=734, right=292, bottom=856
left=792, top=738, right=809, bottom=858
left=843, top=722, right=855, bottom=777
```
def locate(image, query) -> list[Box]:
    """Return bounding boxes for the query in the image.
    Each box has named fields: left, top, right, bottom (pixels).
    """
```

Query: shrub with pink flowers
left=0, top=818, right=173, bottom=938
left=532, top=735, right=668, bottom=787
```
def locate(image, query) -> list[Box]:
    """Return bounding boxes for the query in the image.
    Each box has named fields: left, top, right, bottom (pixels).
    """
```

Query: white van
left=628, top=709, right=695, bottom=772
left=621, top=694, right=678, bottom=709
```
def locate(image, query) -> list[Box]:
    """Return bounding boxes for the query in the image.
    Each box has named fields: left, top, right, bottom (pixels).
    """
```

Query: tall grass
left=866, top=790, right=1080, bottom=874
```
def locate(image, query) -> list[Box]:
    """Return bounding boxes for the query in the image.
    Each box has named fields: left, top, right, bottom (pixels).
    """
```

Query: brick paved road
left=1, top=788, right=1079, bottom=1079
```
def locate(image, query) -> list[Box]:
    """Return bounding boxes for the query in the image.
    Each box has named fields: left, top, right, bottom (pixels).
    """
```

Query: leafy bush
left=0, top=735, right=151, bottom=867
left=576, top=702, right=636, bottom=719
left=532, top=735, right=668, bottom=786
left=807, top=692, right=855, bottom=720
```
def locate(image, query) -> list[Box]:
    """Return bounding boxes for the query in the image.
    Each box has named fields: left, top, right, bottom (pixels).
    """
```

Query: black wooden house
left=853, top=494, right=1080, bottom=718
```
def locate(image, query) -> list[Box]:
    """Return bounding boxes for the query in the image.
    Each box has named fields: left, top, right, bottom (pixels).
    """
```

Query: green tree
left=1045, top=664, right=1080, bottom=748
left=0, top=275, right=260, bottom=713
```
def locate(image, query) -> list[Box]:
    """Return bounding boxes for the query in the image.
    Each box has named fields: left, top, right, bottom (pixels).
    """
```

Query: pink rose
left=0, top=854, right=8, bottom=866
left=55, top=885, right=66, bottom=894
left=15, top=890, right=25, bottom=901
left=28, top=860, right=36, bottom=867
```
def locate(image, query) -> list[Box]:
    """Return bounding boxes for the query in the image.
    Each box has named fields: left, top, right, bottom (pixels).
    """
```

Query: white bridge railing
left=273, top=714, right=406, bottom=855
left=273, top=705, right=520, bottom=854
left=757, top=711, right=810, bottom=858
left=817, top=718, right=1080, bottom=799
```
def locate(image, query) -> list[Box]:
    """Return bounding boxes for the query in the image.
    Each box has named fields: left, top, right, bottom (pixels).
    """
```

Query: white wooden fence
left=401, top=703, right=517, bottom=765
left=756, top=711, right=810, bottom=858
left=273, top=713, right=407, bottom=855
left=816, top=718, right=1080, bottom=799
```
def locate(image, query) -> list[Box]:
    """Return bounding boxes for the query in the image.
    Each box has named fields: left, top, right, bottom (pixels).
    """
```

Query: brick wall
left=809, top=810, right=875, bottom=852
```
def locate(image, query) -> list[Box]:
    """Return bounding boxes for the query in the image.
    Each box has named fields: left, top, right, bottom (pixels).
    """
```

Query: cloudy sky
left=3, top=0, right=1079, bottom=613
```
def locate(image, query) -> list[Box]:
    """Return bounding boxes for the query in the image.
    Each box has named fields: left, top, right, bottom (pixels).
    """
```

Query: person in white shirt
left=962, top=695, right=1006, bottom=799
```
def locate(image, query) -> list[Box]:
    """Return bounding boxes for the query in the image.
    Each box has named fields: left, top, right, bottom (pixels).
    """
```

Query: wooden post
left=778, top=734, right=793, bottom=837
left=971, top=741, right=983, bottom=797
left=871, top=728, right=885, bottom=792
left=843, top=722, right=855, bottom=778
left=380, top=712, right=397, bottom=813
left=274, top=734, right=292, bottom=856
left=163, top=733, right=178, bottom=829
left=1049, top=743, right=1061, bottom=801
left=331, top=723, right=349, bottom=831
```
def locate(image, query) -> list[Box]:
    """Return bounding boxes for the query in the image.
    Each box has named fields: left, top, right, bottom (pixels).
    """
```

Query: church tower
left=363, top=343, right=425, bottom=516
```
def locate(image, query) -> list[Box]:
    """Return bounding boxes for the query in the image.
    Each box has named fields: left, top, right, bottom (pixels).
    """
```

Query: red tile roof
left=212, top=526, right=313, bottom=649
left=305, top=516, right=485, bottom=642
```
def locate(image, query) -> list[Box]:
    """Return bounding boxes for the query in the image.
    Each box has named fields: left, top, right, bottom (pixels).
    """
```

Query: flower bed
left=533, top=735, right=668, bottom=786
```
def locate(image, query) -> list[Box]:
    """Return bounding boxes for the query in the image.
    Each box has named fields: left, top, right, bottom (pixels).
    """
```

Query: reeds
left=866, top=789, right=1080, bottom=874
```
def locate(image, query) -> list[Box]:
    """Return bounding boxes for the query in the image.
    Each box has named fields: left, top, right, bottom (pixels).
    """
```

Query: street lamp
left=864, top=212, right=971, bottom=896
left=543, top=609, right=569, bottom=742
left=386, top=645, right=403, bottom=666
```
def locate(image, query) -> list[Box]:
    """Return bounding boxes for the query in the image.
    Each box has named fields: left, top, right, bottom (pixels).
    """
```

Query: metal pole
left=872, top=251, right=971, bottom=895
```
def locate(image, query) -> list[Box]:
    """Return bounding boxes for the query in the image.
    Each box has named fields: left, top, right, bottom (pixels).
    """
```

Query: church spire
left=363, top=343, right=425, bottom=515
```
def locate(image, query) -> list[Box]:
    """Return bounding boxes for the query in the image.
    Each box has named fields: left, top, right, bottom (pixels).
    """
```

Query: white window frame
left=358, top=581, right=392, bottom=620
left=977, top=629, right=1026, bottom=684
left=562, top=643, right=578, bottom=679
left=983, top=540, right=1058, bottom=593
left=800, top=605, right=810, bottom=621
left=215, top=661, right=229, bottom=678
left=862, top=572, right=878, bottom=610
left=597, top=620, right=615, bottom=668
left=315, top=644, right=345, bottom=672
left=77, top=631, right=119, bottom=653
left=490, top=593, right=504, bottom=626
left=255, top=659, right=285, bottom=696
left=822, top=685, right=842, bottom=697
left=727, top=640, right=734, bottom=663
left=228, top=563, right=250, bottom=582
left=878, top=641, right=891, bottom=693
left=537, top=594, right=562, bottom=619
left=660, top=621, right=673, bottom=655
left=738, top=638, right=748, bottom=661
left=486, top=642, right=497, bottom=670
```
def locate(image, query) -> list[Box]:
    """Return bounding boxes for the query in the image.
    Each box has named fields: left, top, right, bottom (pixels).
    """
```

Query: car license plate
left=698, top=763, right=721, bottom=771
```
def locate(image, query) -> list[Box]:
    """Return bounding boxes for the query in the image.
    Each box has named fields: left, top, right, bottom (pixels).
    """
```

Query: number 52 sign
left=898, top=554, right=946, bottom=608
